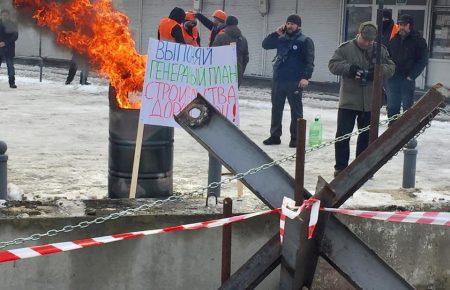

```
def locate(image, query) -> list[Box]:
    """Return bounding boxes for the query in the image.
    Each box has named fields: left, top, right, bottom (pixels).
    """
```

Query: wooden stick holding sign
left=129, top=120, right=145, bottom=199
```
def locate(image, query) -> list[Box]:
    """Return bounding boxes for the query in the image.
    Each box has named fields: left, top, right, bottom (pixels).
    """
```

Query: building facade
left=2, top=0, right=449, bottom=88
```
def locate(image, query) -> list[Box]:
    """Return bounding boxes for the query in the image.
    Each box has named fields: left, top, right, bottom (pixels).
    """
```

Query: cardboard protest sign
left=139, top=39, right=239, bottom=128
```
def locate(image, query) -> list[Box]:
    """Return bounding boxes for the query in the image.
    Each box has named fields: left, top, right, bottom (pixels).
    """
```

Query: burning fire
left=14, top=0, right=145, bottom=109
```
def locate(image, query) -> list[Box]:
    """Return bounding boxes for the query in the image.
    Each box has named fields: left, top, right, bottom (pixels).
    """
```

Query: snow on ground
left=0, top=64, right=449, bottom=209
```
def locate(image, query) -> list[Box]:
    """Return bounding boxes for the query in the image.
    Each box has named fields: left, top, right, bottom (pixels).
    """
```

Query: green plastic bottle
left=308, top=116, right=323, bottom=147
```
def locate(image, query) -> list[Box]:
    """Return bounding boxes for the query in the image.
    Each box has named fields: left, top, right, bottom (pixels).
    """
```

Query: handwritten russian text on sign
left=140, top=39, right=239, bottom=127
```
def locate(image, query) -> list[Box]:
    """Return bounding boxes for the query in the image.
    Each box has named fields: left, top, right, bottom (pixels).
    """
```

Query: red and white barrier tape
left=280, top=197, right=321, bottom=242
left=1, top=197, right=448, bottom=264
left=325, top=208, right=450, bottom=226
left=0, top=208, right=279, bottom=264
left=280, top=197, right=450, bottom=242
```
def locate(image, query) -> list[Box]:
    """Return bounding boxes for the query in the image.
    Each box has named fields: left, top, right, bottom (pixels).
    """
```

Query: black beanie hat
left=382, top=9, right=392, bottom=20
left=226, top=16, right=238, bottom=26
left=398, top=14, right=414, bottom=26
left=286, top=14, right=301, bottom=26
left=169, top=7, right=186, bottom=24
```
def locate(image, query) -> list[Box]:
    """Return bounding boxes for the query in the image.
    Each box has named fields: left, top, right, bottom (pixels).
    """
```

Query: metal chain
left=305, top=113, right=403, bottom=154
left=0, top=111, right=416, bottom=249
left=0, top=195, right=180, bottom=249
left=438, top=107, right=449, bottom=116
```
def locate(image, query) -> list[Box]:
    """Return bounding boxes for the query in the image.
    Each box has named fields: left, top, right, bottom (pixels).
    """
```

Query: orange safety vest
left=158, top=17, right=179, bottom=42
left=390, top=23, right=399, bottom=40
left=182, top=26, right=199, bottom=46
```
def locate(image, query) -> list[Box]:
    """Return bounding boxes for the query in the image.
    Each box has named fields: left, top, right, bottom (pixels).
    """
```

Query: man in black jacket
left=387, top=14, right=428, bottom=120
left=262, top=14, right=315, bottom=148
left=212, top=16, right=249, bottom=87
left=0, top=9, right=18, bottom=89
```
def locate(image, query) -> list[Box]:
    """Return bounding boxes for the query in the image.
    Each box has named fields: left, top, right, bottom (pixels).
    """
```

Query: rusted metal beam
left=280, top=85, right=446, bottom=289
left=175, top=86, right=447, bottom=289
left=175, top=95, right=410, bottom=288
left=294, top=119, right=307, bottom=205
left=219, top=234, right=281, bottom=290
left=221, top=198, right=233, bottom=284
left=174, top=95, right=302, bottom=209
left=331, top=84, right=446, bottom=207
left=369, top=3, right=385, bottom=144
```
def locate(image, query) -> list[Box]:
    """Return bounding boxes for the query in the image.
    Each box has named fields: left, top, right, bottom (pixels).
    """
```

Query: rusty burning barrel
left=108, top=86, right=173, bottom=198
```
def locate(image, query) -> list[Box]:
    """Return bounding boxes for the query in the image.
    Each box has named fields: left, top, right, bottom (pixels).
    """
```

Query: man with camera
left=262, top=14, right=315, bottom=148
left=329, top=22, right=395, bottom=176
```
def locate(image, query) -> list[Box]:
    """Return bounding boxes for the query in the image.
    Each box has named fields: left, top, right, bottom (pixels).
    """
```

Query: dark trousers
left=270, top=81, right=303, bottom=140
left=334, top=108, right=371, bottom=171
left=66, top=55, right=89, bottom=84
left=0, top=55, right=15, bottom=84
left=387, top=75, right=415, bottom=119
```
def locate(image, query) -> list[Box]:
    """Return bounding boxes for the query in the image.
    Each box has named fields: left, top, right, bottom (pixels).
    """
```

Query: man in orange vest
left=158, top=7, right=186, bottom=44
left=182, top=11, right=200, bottom=46
left=195, top=9, right=227, bottom=47
left=381, top=9, right=399, bottom=46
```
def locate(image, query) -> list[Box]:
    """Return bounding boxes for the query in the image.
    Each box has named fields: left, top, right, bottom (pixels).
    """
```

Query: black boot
left=66, top=62, right=77, bottom=85
left=263, top=136, right=281, bottom=145
left=80, top=72, right=90, bottom=85
left=9, top=77, right=17, bottom=89
left=289, top=139, right=297, bottom=148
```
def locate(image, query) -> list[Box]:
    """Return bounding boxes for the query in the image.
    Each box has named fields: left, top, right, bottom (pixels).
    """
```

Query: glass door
left=345, top=1, right=373, bottom=41
left=343, top=0, right=429, bottom=88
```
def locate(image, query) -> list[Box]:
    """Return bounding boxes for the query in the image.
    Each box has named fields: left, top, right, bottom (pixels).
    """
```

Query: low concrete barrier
left=0, top=199, right=447, bottom=289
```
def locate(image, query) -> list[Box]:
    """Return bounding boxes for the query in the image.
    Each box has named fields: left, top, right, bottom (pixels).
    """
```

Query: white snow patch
left=7, top=183, right=24, bottom=201
left=1, top=65, right=449, bottom=210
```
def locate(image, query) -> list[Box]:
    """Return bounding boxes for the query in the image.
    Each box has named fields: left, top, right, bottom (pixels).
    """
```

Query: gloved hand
left=348, top=65, right=360, bottom=79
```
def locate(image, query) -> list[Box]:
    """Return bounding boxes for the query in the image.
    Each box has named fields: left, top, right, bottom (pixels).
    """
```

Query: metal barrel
left=108, top=86, right=173, bottom=198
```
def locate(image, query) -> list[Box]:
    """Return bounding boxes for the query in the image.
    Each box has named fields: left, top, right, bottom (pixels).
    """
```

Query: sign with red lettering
left=140, top=39, right=239, bottom=127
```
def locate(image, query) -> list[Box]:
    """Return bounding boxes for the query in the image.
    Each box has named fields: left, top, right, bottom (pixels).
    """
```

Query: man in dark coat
left=387, top=14, right=428, bottom=121
left=0, top=9, right=18, bottom=88
left=212, top=16, right=249, bottom=87
left=262, top=14, right=315, bottom=148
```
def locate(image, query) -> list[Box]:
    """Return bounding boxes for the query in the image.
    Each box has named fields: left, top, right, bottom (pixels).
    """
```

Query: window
left=345, top=7, right=372, bottom=40
left=431, top=9, right=450, bottom=59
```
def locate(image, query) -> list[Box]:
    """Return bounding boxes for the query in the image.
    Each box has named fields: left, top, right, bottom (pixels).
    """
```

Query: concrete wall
left=2, top=0, right=343, bottom=82
left=0, top=209, right=448, bottom=289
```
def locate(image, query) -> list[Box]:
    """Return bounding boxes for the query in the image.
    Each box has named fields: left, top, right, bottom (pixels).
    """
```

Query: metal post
left=369, top=1, right=384, bottom=144
left=0, top=141, right=7, bottom=200
left=402, top=138, right=418, bottom=188
left=294, top=119, right=306, bottom=205
left=221, top=198, right=233, bottom=284
left=39, top=30, right=43, bottom=83
left=208, top=153, right=222, bottom=197
left=39, top=58, right=43, bottom=83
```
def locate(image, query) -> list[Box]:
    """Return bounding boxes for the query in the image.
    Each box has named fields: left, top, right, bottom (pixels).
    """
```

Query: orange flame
left=14, top=0, right=145, bottom=109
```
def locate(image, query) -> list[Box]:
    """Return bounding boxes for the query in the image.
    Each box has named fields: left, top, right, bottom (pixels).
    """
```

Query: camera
left=357, top=69, right=370, bottom=86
